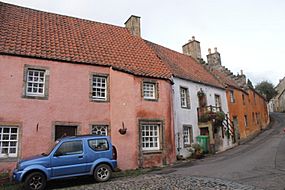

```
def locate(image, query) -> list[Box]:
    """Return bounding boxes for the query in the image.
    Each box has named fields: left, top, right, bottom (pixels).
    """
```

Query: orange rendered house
left=205, top=49, right=269, bottom=141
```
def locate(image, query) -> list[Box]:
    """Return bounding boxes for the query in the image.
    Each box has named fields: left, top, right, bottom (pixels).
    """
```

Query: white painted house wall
left=173, top=77, right=232, bottom=158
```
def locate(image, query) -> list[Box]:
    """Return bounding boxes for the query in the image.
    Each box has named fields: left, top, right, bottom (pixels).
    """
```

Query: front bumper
left=12, top=169, right=23, bottom=182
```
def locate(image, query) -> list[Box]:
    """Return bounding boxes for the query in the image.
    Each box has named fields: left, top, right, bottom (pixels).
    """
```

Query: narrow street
left=169, top=112, right=285, bottom=190
left=55, top=113, right=285, bottom=190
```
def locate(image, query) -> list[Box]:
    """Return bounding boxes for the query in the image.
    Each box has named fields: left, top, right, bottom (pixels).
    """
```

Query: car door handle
left=78, top=155, right=83, bottom=159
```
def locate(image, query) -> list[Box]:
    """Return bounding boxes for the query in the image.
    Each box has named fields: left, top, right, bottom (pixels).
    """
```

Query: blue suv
left=13, top=135, right=117, bottom=190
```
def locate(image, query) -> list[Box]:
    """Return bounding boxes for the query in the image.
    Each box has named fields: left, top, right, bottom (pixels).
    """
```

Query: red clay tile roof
left=0, top=2, right=171, bottom=79
left=145, top=41, right=224, bottom=89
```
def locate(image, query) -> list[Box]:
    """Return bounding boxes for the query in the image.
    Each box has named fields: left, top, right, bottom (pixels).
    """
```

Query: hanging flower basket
left=119, top=128, right=127, bottom=135
left=119, top=122, right=127, bottom=135
left=215, top=111, right=225, bottom=121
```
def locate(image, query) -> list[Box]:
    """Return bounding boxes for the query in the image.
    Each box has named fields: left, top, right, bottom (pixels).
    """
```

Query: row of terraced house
left=0, top=2, right=269, bottom=171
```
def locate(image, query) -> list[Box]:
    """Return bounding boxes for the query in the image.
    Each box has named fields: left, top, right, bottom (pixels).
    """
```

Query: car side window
left=88, top=139, right=109, bottom=151
left=55, top=140, right=83, bottom=156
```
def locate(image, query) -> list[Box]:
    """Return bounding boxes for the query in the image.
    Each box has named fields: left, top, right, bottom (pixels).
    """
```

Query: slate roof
left=145, top=41, right=224, bottom=89
left=0, top=2, right=171, bottom=79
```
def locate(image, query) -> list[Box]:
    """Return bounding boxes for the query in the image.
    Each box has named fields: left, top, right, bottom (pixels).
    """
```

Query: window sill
left=0, top=157, right=18, bottom=162
left=143, top=98, right=158, bottom=102
left=181, top=106, right=191, bottom=109
left=142, top=150, right=162, bottom=155
left=90, top=99, right=109, bottom=103
left=183, top=144, right=192, bottom=148
left=22, top=95, right=48, bottom=100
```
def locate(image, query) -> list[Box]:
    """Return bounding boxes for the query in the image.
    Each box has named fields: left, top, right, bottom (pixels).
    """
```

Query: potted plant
left=191, top=143, right=204, bottom=159
left=212, top=111, right=225, bottom=127
left=215, top=111, right=225, bottom=122
left=199, top=112, right=210, bottom=122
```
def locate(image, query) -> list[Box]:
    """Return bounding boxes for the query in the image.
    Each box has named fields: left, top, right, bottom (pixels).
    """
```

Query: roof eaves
left=174, top=75, right=225, bottom=90
left=1, top=53, right=172, bottom=82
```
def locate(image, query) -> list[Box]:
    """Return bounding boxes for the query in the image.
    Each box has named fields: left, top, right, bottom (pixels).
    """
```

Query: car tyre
left=94, top=164, right=112, bottom=182
left=24, top=172, right=46, bottom=190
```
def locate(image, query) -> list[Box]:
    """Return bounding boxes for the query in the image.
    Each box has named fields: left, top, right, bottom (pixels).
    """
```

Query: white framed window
left=141, top=123, right=160, bottom=151
left=183, top=126, right=193, bottom=147
left=91, top=125, right=108, bottom=136
left=92, top=75, right=107, bottom=101
left=214, top=94, right=221, bottom=108
left=0, top=127, right=19, bottom=158
left=180, top=87, right=190, bottom=108
left=26, top=69, right=46, bottom=96
left=244, top=115, right=248, bottom=128
left=143, top=82, right=156, bottom=100
left=230, top=90, right=235, bottom=103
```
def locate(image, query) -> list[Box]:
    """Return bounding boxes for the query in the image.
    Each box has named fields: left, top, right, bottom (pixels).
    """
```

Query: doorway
left=55, top=125, right=77, bottom=141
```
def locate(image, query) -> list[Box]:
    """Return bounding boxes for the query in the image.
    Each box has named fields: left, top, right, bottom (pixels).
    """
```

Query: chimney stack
left=125, top=15, right=141, bottom=37
left=182, top=36, right=201, bottom=61
left=207, top=47, right=222, bottom=66
left=236, top=69, right=247, bottom=86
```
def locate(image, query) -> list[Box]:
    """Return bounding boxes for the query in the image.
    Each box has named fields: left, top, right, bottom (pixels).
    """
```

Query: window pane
left=2, top=142, right=9, bottom=147
left=143, top=82, right=156, bottom=99
left=26, top=69, right=46, bottom=96
left=9, top=148, right=16, bottom=154
left=3, top=135, right=9, bottom=140
left=56, top=141, right=83, bottom=155
left=0, top=126, right=19, bottom=157
left=92, top=76, right=107, bottom=100
left=3, top=128, right=9, bottom=133
left=11, top=128, right=17, bottom=133
left=141, top=124, right=160, bottom=151
left=88, top=139, right=109, bottom=151
left=91, top=125, right=108, bottom=136
left=2, top=148, right=8, bottom=154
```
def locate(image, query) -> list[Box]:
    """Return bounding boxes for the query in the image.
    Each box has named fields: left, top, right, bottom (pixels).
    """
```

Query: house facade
left=146, top=39, right=236, bottom=158
left=272, top=77, right=285, bottom=112
left=204, top=48, right=270, bottom=142
left=0, top=3, right=176, bottom=171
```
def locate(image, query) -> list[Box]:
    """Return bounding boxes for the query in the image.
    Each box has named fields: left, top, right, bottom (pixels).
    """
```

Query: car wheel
left=94, top=164, right=112, bottom=182
left=24, top=172, right=46, bottom=190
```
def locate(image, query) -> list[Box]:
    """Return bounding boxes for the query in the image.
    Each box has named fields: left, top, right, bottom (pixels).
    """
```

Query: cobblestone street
left=56, top=174, right=258, bottom=190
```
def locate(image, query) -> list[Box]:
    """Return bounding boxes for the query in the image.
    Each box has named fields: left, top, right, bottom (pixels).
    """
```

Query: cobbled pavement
left=57, top=174, right=262, bottom=190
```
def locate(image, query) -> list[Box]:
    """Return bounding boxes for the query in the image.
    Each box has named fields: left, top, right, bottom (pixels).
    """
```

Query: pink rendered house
left=0, top=2, right=176, bottom=171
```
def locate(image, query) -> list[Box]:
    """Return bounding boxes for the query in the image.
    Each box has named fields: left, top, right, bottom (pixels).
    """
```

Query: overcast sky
left=3, top=0, right=285, bottom=86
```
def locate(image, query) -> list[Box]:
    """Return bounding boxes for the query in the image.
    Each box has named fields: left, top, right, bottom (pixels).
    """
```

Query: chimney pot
left=214, top=47, right=218, bottom=53
left=192, top=36, right=195, bottom=41
left=241, top=70, right=244, bottom=75
left=208, top=48, right=211, bottom=54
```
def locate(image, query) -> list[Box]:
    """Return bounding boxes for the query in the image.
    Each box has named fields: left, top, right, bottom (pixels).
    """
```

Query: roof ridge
left=144, top=39, right=198, bottom=63
left=0, top=1, right=126, bottom=30
left=145, top=40, right=224, bottom=89
left=0, top=1, right=172, bottom=80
